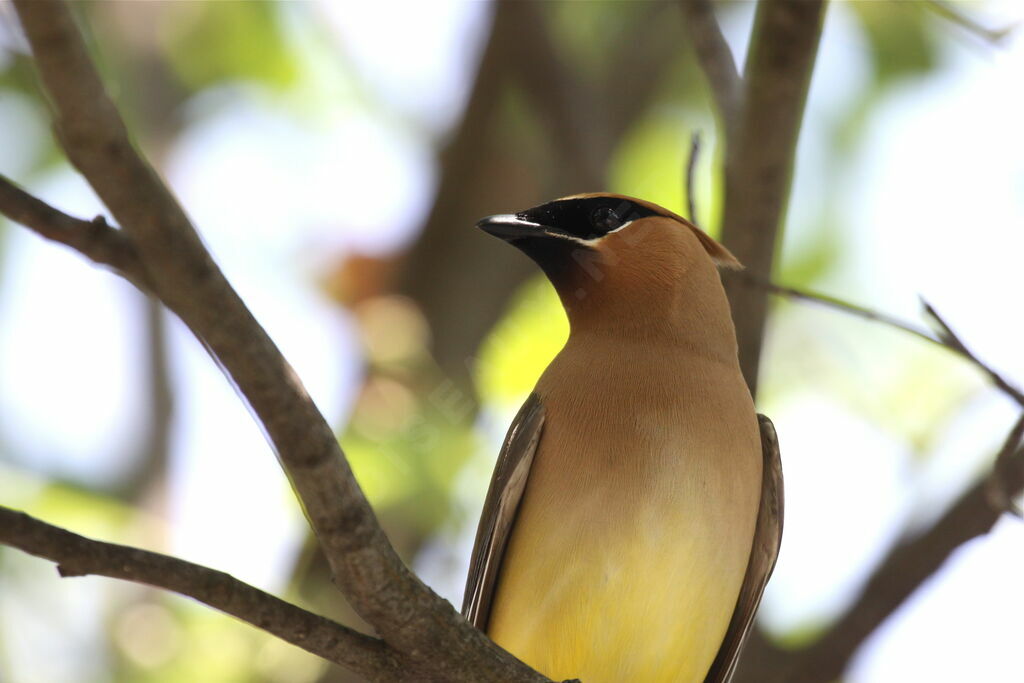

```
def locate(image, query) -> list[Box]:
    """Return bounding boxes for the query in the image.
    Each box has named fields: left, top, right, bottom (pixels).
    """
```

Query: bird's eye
left=591, top=207, right=621, bottom=232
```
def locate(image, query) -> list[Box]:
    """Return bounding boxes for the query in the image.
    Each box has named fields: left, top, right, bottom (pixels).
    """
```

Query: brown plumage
left=464, top=194, right=783, bottom=682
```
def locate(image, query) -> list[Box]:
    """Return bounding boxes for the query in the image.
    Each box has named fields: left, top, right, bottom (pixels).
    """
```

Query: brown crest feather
left=561, top=192, right=742, bottom=269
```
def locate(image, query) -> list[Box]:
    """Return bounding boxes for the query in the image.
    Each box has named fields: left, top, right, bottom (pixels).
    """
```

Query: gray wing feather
left=462, top=393, right=545, bottom=629
left=704, top=414, right=784, bottom=683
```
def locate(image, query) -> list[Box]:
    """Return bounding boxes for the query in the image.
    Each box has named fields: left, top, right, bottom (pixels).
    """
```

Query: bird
left=462, top=193, right=783, bottom=683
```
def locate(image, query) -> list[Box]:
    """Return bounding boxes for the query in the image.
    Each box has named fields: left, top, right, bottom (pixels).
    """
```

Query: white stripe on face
left=542, top=219, right=637, bottom=247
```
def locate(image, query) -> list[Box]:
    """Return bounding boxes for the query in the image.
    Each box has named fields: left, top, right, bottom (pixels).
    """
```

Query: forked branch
left=0, top=506, right=401, bottom=680
left=2, top=1, right=546, bottom=679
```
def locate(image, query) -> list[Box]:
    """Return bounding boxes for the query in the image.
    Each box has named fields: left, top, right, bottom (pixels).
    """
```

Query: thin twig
left=740, top=272, right=941, bottom=348
left=0, top=176, right=169, bottom=501
left=681, top=2, right=1022, bottom=681
left=13, top=0, right=410, bottom=649
left=8, top=2, right=547, bottom=679
left=739, top=273, right=1024, bottom=410
left=770, top=417, right=1024, bottom=683
left=0, top=174, right=148, bottom=289
left=925, top=0, right=1017, bottom=45
left=923, top=300, right=1024, bottom=409
left=114, top=296, right=174, bottom=500
left=719, top=0, right=828, bottom=397
left=679, top=0, right=742, bottom=130
left=686, top=131, right=702, bottom=224
left=0, top=506, right=402, bottom=680
left=985, top=413, right=1024, bottom=517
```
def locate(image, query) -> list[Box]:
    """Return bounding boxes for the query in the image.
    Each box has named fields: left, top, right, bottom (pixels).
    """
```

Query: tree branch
left=742, top=273, right=1024, bottom=411
left=682, top=2, right=1022, bottom=680
left=987, top=414, right=1024, bottom=518
left=399, top=0, right=685, bottom=400
left=685, top=131, right=702, bottom=224
left=0, top=506, right=402, bottom=681
left=0, top=175, right=172, bottom=502
left=771, top=415, right=1024, bottom=682
left=682, top=0, right=828, bottom=397
left=114, top=295, right=175, bottom=500
left=733, top=276, right=1024, bottom=681
left=720, top=0, right=828, bottom=398
left=679, top=0, right=742, bottom=131
left=507, top=0, right=604, bottom=189
left=0, top=173, right=148, bottom=289
left=740, top=272, right=940, bottom=350
left=11, top=0, right=412, bottom=640
left=511, top=1, right=682, bottom=191
left=396, top=0, right=540, bottom=399
left=923, top=300, right=1024, bottom=409
left=6, top=2, right=546, bottom=679
left=601, top=2, right=684, bottom=145
left=925, top=0, right=1017, bottom=45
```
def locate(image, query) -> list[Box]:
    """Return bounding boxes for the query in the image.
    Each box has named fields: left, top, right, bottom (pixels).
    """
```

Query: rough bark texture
left=4, top=1, right=548, bottom=680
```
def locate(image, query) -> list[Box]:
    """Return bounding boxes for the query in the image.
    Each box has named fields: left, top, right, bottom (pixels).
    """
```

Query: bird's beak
left=476, top=214, right=545, bottom=242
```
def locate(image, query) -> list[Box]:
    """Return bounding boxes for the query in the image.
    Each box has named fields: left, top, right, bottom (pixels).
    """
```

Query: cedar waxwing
left=463, top=194, right=783, bottom=683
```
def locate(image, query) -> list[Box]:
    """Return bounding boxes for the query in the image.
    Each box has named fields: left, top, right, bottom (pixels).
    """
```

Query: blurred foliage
left=830, top=2, right=943, bottom=158
left=0, top=52, right=38, bottom=95
left=476, top=276, right=567, bottom=405
left=0, top=0, right=1012, bottom=681
left=0, top=57, right=63, bottom=173
left=338, top=293, right=477, bottom=535
left=342, top=392, right=477, bottom=535
left=0, top=464, right=135, bottom=539
left=546, top=1, right=657, bottom=84
left=777, top=216, right=842, bottom=289
left=609, top=108, right=708, bottom=225
left=161, top=2, right=298, bottom=92
left=764, top=304, right=983, bottom=452
left=851, top=2, right=941, bottom=85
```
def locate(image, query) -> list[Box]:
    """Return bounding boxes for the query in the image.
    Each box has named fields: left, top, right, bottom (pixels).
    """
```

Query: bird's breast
left=486, top=346, right=762, bottom=683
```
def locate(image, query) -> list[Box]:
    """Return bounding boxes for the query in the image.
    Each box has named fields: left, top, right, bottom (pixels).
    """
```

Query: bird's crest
left=562, top=192, right=742, bottom=269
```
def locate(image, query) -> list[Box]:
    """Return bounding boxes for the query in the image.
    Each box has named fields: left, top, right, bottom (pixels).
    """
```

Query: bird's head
left=478, top=193, right=740, bottom=337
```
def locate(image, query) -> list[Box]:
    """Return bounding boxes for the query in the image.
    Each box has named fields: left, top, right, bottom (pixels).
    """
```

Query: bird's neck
left=558, top=267, right=739, bottom=365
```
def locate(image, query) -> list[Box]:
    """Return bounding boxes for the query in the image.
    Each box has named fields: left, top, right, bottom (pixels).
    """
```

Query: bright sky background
left=1, top=2, right=1022, bottom=682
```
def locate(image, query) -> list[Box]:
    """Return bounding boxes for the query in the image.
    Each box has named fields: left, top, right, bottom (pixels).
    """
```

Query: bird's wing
left=461, top=392, right=545, bottom=629
left=704, top=414, right=784, bottom=683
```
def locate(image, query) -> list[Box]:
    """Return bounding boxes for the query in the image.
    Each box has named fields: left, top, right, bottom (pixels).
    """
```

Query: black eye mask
left=516, top=197, right=659, bottom=242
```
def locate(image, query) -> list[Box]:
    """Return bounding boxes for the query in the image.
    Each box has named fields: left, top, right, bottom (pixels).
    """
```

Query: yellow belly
left=487, top=485, right=754, bottom=683
left=486, top=341, right=763, bottom=681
